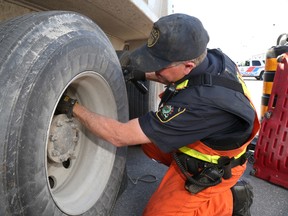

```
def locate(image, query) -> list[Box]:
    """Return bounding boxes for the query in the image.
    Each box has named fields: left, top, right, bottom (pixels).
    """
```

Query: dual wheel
left=0, top=11, right=128, bottom=216
left=0, top=10, right=164, bottom=216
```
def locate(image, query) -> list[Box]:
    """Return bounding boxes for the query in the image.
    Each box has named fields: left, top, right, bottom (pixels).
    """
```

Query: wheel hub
left=48, top=114, right=79, bottom=163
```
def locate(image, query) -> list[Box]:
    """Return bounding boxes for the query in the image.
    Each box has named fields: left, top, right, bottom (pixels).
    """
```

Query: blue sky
left=172, top=0, right=288, bottom=62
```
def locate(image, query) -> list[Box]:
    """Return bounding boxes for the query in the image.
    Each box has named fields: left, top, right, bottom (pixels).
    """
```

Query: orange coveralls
left=141, top=112, right=260, bottom=216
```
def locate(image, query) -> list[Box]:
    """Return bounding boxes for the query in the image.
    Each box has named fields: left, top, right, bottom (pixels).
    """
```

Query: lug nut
left=59, top=155, right=67, bottom=162
left=56, top=121, right=63, bottom=127
left=52, top=150, right=60, bottom=157
left=73, top=137, right=79, bottom=143
left=50, top=135, right=57, bottom=142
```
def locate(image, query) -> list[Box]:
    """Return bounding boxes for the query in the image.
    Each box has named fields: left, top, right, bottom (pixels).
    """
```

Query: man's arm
left=145, top=72, right=161, bottom=82
left=73, top=103, right=151, bottom=147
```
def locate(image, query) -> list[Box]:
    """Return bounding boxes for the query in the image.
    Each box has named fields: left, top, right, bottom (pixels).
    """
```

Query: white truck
left=237, top=59, right=265, bottom=80
left=0, top=0, right=168, bottom=215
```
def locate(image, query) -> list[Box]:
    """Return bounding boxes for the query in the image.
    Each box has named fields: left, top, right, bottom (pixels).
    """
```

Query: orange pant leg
left=141, top=143, right=173, bottom=166
left=142, top=160, right=246, bottom=216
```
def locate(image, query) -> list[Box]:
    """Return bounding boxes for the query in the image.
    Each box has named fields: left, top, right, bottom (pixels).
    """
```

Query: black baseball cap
left=130, top=13, right=209, bottom=72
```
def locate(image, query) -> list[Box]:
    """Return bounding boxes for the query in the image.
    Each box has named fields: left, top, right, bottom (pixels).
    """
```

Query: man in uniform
left=57, top=13, right=260, bottom=216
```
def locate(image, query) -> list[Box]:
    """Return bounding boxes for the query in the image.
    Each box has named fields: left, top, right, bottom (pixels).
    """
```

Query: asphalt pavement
left=112, top=145, right=288, bottom=216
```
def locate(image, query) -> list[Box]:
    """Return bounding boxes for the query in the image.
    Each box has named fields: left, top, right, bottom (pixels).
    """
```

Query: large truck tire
left=0, top=11, right=128, bottom=216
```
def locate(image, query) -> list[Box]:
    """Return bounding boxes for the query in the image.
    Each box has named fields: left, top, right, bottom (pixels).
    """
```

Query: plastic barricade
left=253, top=53, right=288, bottom=189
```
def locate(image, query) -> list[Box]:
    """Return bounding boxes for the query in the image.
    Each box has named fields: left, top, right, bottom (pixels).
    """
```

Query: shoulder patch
left=156, top=105, right=186, bottom=123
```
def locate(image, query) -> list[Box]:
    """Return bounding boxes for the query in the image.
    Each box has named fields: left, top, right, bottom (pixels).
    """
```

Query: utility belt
left=173, top=147, right=249, bottom=194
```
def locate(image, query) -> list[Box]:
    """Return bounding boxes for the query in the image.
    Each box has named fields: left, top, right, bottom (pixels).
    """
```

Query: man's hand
left=122, top=66, right=146, bottom=82
left=57, top=95, right=78, bottom=118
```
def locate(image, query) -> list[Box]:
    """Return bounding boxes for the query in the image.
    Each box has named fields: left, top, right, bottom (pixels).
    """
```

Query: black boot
left=231, top=179, right=253, bottom=216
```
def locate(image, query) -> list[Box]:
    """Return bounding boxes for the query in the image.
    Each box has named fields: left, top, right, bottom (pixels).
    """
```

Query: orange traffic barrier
left=261, top=46, right=288, bottom=119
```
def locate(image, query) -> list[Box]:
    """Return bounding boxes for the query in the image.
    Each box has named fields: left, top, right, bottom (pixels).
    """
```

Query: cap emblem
left=147, top=27, right=159, bottom=47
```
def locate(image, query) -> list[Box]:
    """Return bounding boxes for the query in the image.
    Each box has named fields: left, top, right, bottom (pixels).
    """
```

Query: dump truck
left=0, top=0, right=170, bottom=215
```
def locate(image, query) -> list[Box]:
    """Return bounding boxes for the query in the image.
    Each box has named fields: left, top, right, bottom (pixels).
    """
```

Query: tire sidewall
left=1, top=12, right=128, bottom=216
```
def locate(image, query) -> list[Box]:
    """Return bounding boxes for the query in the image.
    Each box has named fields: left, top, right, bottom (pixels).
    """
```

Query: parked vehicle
left=237, top=59, right=265, bottom=80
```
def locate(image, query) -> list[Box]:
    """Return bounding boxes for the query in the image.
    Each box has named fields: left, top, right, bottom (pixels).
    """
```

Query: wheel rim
left=46, top=71, right=117, bottom=215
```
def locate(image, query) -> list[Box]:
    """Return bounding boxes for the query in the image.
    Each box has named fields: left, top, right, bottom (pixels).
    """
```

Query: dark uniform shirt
left=138, top=49, right=255, bottom=153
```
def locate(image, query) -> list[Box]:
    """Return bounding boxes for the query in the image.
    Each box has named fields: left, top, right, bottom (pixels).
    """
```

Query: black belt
left=173, top=152, right=249, bottom=194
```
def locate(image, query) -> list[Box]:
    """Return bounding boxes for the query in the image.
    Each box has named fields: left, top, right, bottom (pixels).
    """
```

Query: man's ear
left=183, top=61, right=195, bottom=75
